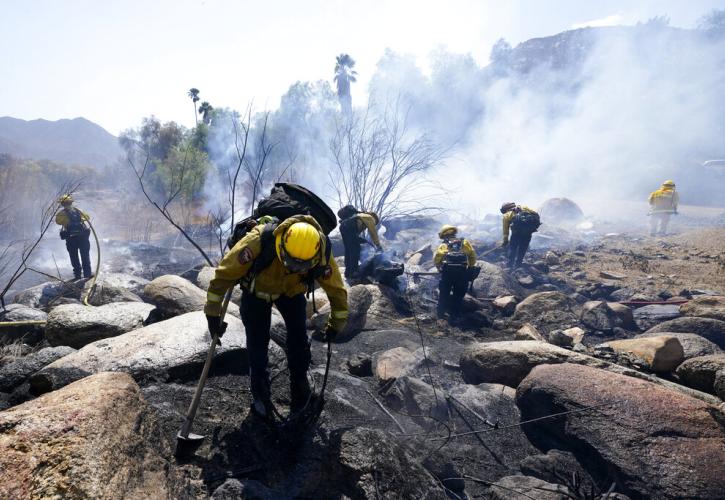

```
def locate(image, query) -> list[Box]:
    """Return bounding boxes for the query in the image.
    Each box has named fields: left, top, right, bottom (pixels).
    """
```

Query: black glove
left=323, top=325, right=338, bottom=343
left=206, top=314, right=227, bottom=339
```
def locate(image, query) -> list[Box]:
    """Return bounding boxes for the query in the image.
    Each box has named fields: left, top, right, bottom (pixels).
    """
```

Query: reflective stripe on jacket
left=433, top=239, right=477, bottom=270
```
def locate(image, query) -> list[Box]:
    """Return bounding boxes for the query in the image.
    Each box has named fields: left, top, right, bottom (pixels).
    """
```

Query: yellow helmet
left=58, top=194, right=73, bottom=205
left=438, top=225, right=458, bottom=239
left=662, top=180, right=675, bottom=187
left=276, top=222, right=322, bottom=272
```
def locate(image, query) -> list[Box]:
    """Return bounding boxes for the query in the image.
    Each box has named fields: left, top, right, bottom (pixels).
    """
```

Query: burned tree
left=206, top=106, right=294, bottom=256
left=329, top=100, right=447, bottom=220
left=0, top=182, right=81, bottom=308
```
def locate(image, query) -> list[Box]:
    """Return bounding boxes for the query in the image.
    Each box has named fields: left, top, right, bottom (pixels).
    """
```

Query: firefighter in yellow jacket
left=204, top=215, right=348, bottom=419
left=55, top=194, right=92, bottom=280
left=501, top=202, right=540, bottom=269
left=648, top=180, right=679, bottom=236
left=434, top=225, right=476, bottom=323
left=337, top=205, right=383, bottom=280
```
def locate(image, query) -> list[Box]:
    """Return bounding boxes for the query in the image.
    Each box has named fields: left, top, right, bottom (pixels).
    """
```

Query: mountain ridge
left=0, top=116, right=124, bottom=168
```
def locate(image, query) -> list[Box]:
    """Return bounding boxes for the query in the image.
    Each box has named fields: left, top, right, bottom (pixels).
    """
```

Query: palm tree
left=198, top=101, right=213, bottom=125
left=334, top=54, right=357, bottom=116
left=187, top=88, right=200, bottom=125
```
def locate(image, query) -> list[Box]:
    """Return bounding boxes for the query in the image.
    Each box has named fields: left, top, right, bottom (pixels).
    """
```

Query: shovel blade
left=177, top=430, right=205, bottom=442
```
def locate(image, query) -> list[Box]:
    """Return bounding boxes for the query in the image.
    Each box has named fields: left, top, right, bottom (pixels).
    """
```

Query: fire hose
left=0, top=219, right=101, bottom=327
left=82, top=218, right=102, bottom=306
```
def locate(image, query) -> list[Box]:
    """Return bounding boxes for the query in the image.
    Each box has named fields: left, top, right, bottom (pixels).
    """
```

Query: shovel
left=176, top=287, right=233, bottom=455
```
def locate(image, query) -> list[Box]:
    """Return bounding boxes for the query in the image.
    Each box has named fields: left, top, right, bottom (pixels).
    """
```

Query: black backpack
left=227, top=183, right=335, bottom=284
left=63, top=208, right=89, bottom=237
left=511, top=210, right=541, bottom=233
left=255, top=183, right=337, bottom=234
left=339, top=215, right=363, bottom=247
left=444, top=239, right=468, bottom=268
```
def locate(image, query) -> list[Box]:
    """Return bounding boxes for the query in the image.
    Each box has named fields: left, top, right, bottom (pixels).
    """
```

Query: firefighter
left=204, top=215, right=348, bottom=420
left=434, top=225, right=477, bottom=323
left=55, top=194, right=92, bottom=280
left=337, top=205, right=383, bottom=280
left=501, top=202, right=541, bottom=270
left=648, top=180, right=679, bottom=236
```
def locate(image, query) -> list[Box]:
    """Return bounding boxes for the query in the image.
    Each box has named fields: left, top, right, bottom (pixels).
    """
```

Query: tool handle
left=178, top=287, right=233, bottom=439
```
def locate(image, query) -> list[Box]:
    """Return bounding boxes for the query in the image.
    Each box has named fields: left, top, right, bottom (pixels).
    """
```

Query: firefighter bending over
left=204, top=215, right=348, bottom=420
left=337, top=204, right=383, bottom=280
left=434, top=225, right=476, bottom=324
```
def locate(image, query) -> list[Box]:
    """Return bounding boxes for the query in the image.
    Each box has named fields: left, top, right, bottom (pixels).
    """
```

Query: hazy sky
left=2, top=0, right=723, bottom=134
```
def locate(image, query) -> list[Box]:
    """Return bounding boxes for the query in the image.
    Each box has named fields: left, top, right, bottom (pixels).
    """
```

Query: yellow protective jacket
left=648, top=186, right=679, bottom=214
left=204, top=215, right=349, bottom=332
left=502, top=205, right=536, bottom=244
left=434, top=238, right=477, bottom=270
left=355, top=213, right=382, bottom=247
left=55, top=207, right=90, bottom=229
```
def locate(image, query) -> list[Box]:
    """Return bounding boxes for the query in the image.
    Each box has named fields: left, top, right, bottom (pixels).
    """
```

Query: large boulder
left=513, top=292, right=580, bottom=333
left=460, top=340, right=619, bottom=387
left=473, top=261, right=525, bottom=298
left=675, top=354, right=725, bottom=394
left=12, top=279, right=87, bottom=310
left=580, top=301, right=636, bottom=331
left=680, top=295, right=725, bottom=322
left=645, top=316, right=725, bottom=349
left=143, top=275, right=206, bottom=317
left=633, top=304, right=680, bottom=330
left=194, top=266, right=242, bottom=305
left=364, top=285, right=407, bottom=330
left=537, top=197, right=584, bottom=225
left=81, top=272, right=148, bottom=306
left=374, top=346, right=418, bottom=384
left=45, top=302, right=156, bottom=348
left=0, top=304, right=47, bottom=344
left=0, top=346, right=75, bottom=392
left=636, top=331, right=722, bottom=360
left=605, top=336, right=684, bottom=373
left=0, top=372, right=186, bottom=499
left=310, top=284, right=372, bottom=341
left=30, top=312, right=252, bottom=394
left=516, top=363, right=725, bottom=499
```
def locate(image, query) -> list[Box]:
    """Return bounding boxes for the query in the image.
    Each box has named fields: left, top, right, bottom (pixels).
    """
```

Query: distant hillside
left=0, top=117, right=123, bottom=168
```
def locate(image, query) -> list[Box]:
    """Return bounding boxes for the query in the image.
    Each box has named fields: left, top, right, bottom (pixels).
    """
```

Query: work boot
left=250, top=398, right=275, bottom=423
left=290, top=379, right=312, bottom=414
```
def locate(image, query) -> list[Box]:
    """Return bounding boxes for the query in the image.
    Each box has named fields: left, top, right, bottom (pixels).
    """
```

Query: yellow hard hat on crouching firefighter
left=275, top=221, right=322, bottom=272
left=662, top=180, right=675, bottom=188
left=438, top=225, right=458, bottom=239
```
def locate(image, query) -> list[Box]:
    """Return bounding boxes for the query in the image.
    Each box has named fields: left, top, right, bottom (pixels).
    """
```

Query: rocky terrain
left=1, top=212, right=724, bottom=499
